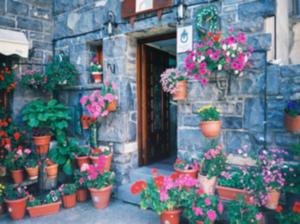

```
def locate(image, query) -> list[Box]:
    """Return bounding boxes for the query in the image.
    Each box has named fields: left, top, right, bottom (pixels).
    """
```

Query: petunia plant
left=160, top=68, right=187, bottom=94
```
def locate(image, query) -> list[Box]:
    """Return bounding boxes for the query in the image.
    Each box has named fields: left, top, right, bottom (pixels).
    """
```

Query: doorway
left=137, top=33, right=177, bottom=166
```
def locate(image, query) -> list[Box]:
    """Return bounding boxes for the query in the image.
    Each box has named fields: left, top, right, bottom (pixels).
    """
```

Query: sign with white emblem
left=177, top=25, right=193, bottom=53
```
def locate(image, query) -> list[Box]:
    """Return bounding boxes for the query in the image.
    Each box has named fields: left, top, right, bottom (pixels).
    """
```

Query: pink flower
left=218, top=201, right=223, bottom=214
left=80, top=96, right=89, bottom=105
left=207, top=210, right=217, bottom=221
left=24, top=148, right=31, bottom=154
left=193, top=206, right=204, bottom=216
left=80, top=163, right=90, bottom=172
left=204, top=198, right=211, bottom=205
left=159, top=190, right=169, bottom=201
left=200, top=78, right=207, bottom=86
left=79, top=177, right=84, bottom=185
left=256, top=213, right=263, bottom=220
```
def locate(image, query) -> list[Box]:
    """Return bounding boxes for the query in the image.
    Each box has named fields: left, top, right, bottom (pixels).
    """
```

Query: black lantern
left=177, top=0, right=187, bottom=24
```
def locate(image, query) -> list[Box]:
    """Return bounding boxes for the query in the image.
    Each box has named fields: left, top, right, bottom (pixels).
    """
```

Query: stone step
left=117, top=183, right=141, bottom=205
left=129, top=165, right=174, bottom=183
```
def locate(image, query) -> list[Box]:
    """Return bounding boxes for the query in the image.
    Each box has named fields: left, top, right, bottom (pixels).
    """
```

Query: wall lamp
left=177, top=0, right=187, bottom=24
left=106, top=11, right=117, bottom=36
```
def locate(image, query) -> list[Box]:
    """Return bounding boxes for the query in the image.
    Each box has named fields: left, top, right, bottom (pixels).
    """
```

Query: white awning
left=0, top=29, right=30, bottom=58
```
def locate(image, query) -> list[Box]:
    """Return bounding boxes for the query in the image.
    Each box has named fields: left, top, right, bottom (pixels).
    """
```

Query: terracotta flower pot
left=199, top=175, right=218, bottom=195
left=27, top=202, right=61, bottom=218
left=174, top=167, right=198, bottom=179
left=284, top=112, right=300, bottom=133
left=89, top=185, right=113, bottom=209
left=90, top=153, right=112, bottom=171
left=216, top=185, right=249, bottom=201
left=195, top=221, right=214, bottom=224
left=5, top=197, right=27, bottom=220
left=160, top=209, right=181, bottom=224
left=266, top=189, right=280, bottom=209
left=33, top=135, right=51, bottom=155
left=76, top=189, right=89, bottom=202
left=45, top=164, right=58, bottom=179
left=107, top=99, right=118, bottom=112
left=172, top=80, right=187, bottom=101
left=62, top=194, right=77, bottom=209
left=92, top=72, right=103, bottom=84
left=75, top=155, right=90, bottom=169
left=0, top=202, right=6, bottom=215
left=11, top=169, right=24, bottom=184
left=199, top=120, right=222, bottom=138
left=25, top=166, right=39, bottom=180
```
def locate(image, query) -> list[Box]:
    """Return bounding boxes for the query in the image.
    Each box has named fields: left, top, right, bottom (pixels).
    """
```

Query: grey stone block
left=238, top=0, right=275, bottom=20
left=0, top=0, right=5, bottom=14
left=222, top=116, right=243, bottom=129
left=17, top=17, right=43, bottom=31
left=31, top=7, right=52, bottom=20
left=0, top=17, right=15, bottom=28
left=247, top=33, right=272, bottom=51
left=267, top=65, right=280, bottom=95
left=244, top=97, right=265, bottom=132
left=7, top=0, right=29, bottom=16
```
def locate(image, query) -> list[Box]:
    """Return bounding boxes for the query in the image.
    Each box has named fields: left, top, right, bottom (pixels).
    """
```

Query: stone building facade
left=1, top=0, right=300, bottom=190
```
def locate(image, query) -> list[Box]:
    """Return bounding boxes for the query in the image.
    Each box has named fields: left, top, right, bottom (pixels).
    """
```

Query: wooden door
left=138, top=44, right=175, bottom=165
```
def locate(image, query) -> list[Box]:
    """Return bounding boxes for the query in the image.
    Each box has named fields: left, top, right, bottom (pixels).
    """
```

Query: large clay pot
left=199, top=120, right=222, bottom=138
left=11, top=169, right=24, bottom=184
left=25, top=166, right=39, bottom=180
left=45, top=164, right=58, bottom=179
left=76, top=189, right=88, bottom=202
left=199, top=175, right=218, bottom=195
left=27, top=202, right=61, bottom=218
left=107, top=99, right=118, bottom=112
left=5, top=197, right=27, bottom=220
left=284, top=112, right=300, bottom=133
left=33, top=135, right=51, bottom=155
left=89, top=185, right=112, bottom=209
left=172, top=80, right=187, bottom=101
left=174, top=167, right=198, bottom=179
left=266, top=189, right=280, bottom=209
left=92, top=72, right=103, bottom=84
left=75, top=155, right=90, bottom=169
left=160, top=209, right=181, bottom=224
left=62, top=194, right=77, bottom=209
left=216, top=186, right=250, bottom=201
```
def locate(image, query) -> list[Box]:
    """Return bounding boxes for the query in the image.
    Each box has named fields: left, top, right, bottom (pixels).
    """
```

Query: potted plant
left=196, top=105, right=221, bottom=138
left=22, top=99, right=71, bottom=155
left=275, top=202, right=300, bottom=224
left=183, top=193, right=224, bottom=224
left=173, top=158, right=198, bottom=179
left=83, top=155, right=115, bottom=209
left=199, top=144, right=226, bottom=195
left=17, top=68, right=47, bottom=90
left=58, top=183, right=77, bottom=209
left=0, top=183, right=5, bottom=215
left=284, top=99, right=300, bottom=133
left=89, top=56, right=103, bottom=83
left=102, top=81, right=118, bottom=112
left=75, top=145, right=91, bottom=169
left=45, top=159, right=59, bottom=180
left=160, top=68, right=187, bottom=101
left=4, top=147, right=25, bottom=184
left=4, top=185, right=27, bottom=220
left=90, top=146, right=112, bottom=171
left=216, top=165, right=251, bottom=201
left=227, top=195, right=264, bottom=224
left=45, top=54, right=80, bottom=91
left=74, top=169, right=89, bottom=202
left=80, top=115, right=96, bottom=130
left=27, top=190, right=61, bottom=218
left=24, top=150, right=39, bottom=180
left=131, top=171, right=198, bottom=224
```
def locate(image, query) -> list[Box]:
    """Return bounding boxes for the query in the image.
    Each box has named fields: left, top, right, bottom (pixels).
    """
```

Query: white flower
left=238, top=47, right=242, bottom=52
left=217, top=64, right=222, bottom=71
left=234, top=70, right=239, bottom=74
left=231, top=43, right=237, bottom=50
left=201, top=56, right=205, bottom=61
left=226, top=52, right=230, bottom=56
left=244, top=56, right=248, bottom=62
left=222, top=44, right=227, bottom=50
left=231, top=54, right=236, bottom=58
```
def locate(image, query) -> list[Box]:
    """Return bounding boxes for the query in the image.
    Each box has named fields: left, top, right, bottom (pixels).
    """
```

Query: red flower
left=130, top=180, right=147, bottom=195
left=208, top=32, right=213, bottom=37
left=170, top=172, right=179, bottom=181
left=293, top=202, right=300, bottom=213
left=275, top=205, right=283, bottom=213
left=13, top=132, right=20, bottom=141
left=154, top=175, right=164, bottom=189
left=151, top=168, right=158, bottom=177
left=213, top=33, right=222, bottom=42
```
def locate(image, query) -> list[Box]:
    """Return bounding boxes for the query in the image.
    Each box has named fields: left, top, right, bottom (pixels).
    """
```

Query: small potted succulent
left=58, top=183, right=77, bottom=209
left=24, top=150, right=39, bottom=180
left=17, top=68, right=47, bottom=90
left=131, top=170, right=198, bottom=224
left=4, top=185, right=27, bottom=220
left=160, top=68, right=187, bottom=101
left=27, top=190, right=61, bottom=218
left=173, top=157, right=199, bottom=179
left=90, top=146, right=112, bottom=171
left=0, top=183, right=5, bottom=215
left=199, top=143, right=226, bottom=195
left=102, top=81, right=118, bottom=112
left=83, top=156, right=115, bottom=209
left=284, top=99, right=300, bottom=133
left=196, top=105, right=221, bottom=138
left=4, top=147, right=25, bottom=184
left=228, top=195, right=264, bottom=224
left=75, top=145, right=91, bottom=169
left=74, top=169, right=89, bottom=202
left=89, top=56, right=103, bottom=83
left=183, top=193, right=224, bottom=224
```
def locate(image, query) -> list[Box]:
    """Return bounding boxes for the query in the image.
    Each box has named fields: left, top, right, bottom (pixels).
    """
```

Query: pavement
left=0, top=199, right=160, bottom=224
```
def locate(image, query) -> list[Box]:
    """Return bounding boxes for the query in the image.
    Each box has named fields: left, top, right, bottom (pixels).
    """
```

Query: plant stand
left=38, top=151, right=57, bottom=193
left=90, top=123, right=98, bottom=148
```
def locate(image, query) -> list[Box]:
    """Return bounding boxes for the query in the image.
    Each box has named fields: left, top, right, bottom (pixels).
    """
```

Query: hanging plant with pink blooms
left=184, top=29, right=253, bottom=86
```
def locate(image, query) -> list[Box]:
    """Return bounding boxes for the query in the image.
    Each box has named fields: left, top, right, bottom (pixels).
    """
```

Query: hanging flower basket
left=172, top=80, right=187, bottom=101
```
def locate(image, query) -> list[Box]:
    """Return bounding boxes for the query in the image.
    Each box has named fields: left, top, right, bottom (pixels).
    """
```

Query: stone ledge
left=227, top=154, right=256, bottom=166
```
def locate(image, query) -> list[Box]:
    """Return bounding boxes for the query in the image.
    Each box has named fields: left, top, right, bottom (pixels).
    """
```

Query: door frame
left=136, top=32, right=176, bottom=166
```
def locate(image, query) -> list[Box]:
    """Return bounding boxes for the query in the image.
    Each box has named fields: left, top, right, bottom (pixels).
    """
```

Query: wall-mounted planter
left=27, top=202, right=61, bottom=218
left=199, top=120, right=222, bottom=138
left=172, top=80, right=187, bottom=101
left=284, top=112, right=300, bottom=133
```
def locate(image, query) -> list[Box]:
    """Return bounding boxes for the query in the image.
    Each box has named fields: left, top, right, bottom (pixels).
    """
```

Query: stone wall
left=0, top=0, right=53, bottom=118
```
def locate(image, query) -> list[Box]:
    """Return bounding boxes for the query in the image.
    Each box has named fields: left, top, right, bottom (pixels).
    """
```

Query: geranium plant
left=174, top=158, right=198, bottom=171
left=89, top=56, right=102, bottom=73
left=219, top=165, right=245, bottom=189
left=160, top=68, right=186, bottom=94
left=0, top=64, right=16, bottom=93
left=74, top=169, right=88, bottom=189
left=91, top=146, right=111, bottom=157
left=3, top=146, right=25, bottom=171
left=196, top=105, right=220, bottom=121
left=101, top=81, right=118, bottom=104
left=184, top=29, right=252, bottom=86
left=58, top=183, right=76, bottom=196
left=275, top=202, right=300, bottom=224
left=27, top=190, right=60, bottom=207
left=4, top=185, right=27, bottom=200
left=18, top=69, right=47, bottom=90
left=76, top=145, right=91, bottom=157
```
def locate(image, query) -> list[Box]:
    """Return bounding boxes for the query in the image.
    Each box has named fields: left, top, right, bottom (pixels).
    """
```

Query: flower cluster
left=0, top=65, right=16, bottom=93
left=89, top=56, right=102, bottom=73
left=219, top=165, right=245, bottom=189
left=196, top=105, right=220, bottom=121
left=184, top=29, right=252, bottom=86
left=17, top=69, right=47, bottom=90
left=285, top=99, right=300, bottom=117
left=58, top=183, right=76, bottom=196
left=275, top=202, right=300, bottom=223
left=174, top=158, right=198, bottom=171
left=160, top=68, right=186, bottom=94
left=81, top=115, right=96, bottom=128
left=27, top=190, right=60, bottom=207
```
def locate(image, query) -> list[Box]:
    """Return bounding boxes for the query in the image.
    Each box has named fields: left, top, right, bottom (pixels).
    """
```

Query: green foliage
left=45, top=54, right=80, bottom=91
left=86, top=171, right=115, bottom=189
left=196, top=5, right=219, bottom=35
left=76, top=145, right=91, bottom=157
left=228, top=195, right=263, bottom=224
left=18, top=69, right=47, bottom=90
left=196, top=105, right=220, bottom=121
left=27, top=190, right=60, bottom=207
left=218, top=166, right=245, bottom=189
left=58, top=183, right=76, bottom=196
left=0, top=64, right=16, bottom=92
left=0, top=184, right=4, bottom=203
left=276, top=210, right=300, bottom=224
left=4, top=185, right=26, bottom=200
left=27, top=197, right=42, bottom=207
left=4, top=150, right=25, bottom=171
left=24, top=156, right=38, bottom=168
left=74, top=169, right=88, bottom=189
left=282, top=163, right=300, bottom=194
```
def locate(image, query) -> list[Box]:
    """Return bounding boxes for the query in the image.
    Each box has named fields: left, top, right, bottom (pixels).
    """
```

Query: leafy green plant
left=4, top=185, right=27, bottom=200
left=18, top=69, right=47, bottom=90
left=0, top=64, right=16, bottom=93
left=58, top=183, right=76, bottom=196
left=27, top=190, right=60, bottom=207
left=22, top=99, right=70, bottom=138
left=89, top=57, right=102, bottom=73
left=174, top=158, right=198, bottom=171
left=24, top=157, right=38, bottom=168
left=218, top=166, right=245, bottom=189
left=76, top=145, right=91, bottom=157
left=196, top=105, right=220, bottom=121
left=228, top=195, right=263, bottom=224
left=91, top=146, right=111, bottom=157
left=4, top=148, right=25, bottom=171
left=27, top=196, right=41, bottom=207
left=45, top=54, right=79, bottom=91
left=74, top=169, right=88, bottom=189
left=282, top=163, right=300, bottom=194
